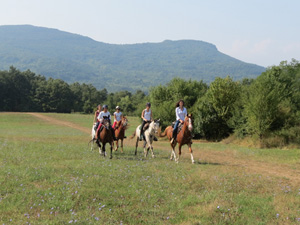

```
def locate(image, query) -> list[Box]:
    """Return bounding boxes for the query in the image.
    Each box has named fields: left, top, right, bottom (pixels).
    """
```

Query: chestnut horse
left=96, top=118, right=114, bottom=159
left=114, top=116, right=128, bottom=152
left=160, top=114, right=194, bottom=164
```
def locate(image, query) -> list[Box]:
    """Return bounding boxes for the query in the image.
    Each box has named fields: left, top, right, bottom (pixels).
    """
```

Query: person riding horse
left=93, top=104, right=102, bottom=131
left=112, top=106, right=123, bottom=129
left=95, top=105, right=117, bottom=141
left=140, top=102, right=158, bottom=141
left=170, top=100, right=187, bottom=144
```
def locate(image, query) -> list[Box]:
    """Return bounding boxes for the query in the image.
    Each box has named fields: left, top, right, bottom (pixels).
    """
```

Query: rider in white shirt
left=95, top=105, right=116, bottom=140
left=171, top=100, right=187, bottom=144
left=112, top=106, right=123, bottom=129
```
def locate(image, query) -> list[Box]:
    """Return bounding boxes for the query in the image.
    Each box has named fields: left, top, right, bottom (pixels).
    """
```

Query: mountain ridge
left=0, top=25, right=265, bottom=91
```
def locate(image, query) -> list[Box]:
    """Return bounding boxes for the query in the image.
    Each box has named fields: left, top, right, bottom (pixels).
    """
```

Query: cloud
left=230, top=39, right=249, bottom=54
left=251, top=39, right=272, bottom=54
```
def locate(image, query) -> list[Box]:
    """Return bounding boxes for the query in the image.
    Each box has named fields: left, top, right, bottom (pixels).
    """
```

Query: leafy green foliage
left=148, top=78, right=208, bottom=128
left=0, top=67, right=107, bottom=113
left=193, top=76, right=240, bottom=140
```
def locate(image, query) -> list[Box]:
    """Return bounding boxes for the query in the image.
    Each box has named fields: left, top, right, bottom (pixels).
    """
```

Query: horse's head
left=102, top=116, right=110, bottom=129
left=151, top=119, right=160, bottom=134
left=122, top=116, right=128, bottom=127
left=185, top=114, right=193, bottom=131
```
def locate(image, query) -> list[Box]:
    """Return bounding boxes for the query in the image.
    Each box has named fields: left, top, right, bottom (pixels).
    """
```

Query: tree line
left=1, top=60, right=300, bottom=147
left=149, top=60, right=300, bottom=147
left=0, top=66, right=146, bottom=114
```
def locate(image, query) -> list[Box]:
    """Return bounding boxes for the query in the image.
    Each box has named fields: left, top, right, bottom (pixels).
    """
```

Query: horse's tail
left=130, top=131, right=136, bottom=139
left=159, top=127, right=170, bottom=137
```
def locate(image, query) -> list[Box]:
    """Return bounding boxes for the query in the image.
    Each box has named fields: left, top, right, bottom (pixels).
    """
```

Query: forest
left=1, top=60, right=300, bottom=147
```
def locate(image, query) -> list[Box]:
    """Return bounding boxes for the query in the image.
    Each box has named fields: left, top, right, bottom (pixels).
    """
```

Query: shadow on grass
left=196, top=161, right=223, bottom=166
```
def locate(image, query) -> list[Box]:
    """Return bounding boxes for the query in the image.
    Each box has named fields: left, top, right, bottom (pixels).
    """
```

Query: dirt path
left=27, top=113, right=91, bottom=134
left=26, top=113, right=300, bottom=185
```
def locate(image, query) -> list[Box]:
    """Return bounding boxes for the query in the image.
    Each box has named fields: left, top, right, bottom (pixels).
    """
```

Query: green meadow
left=0, top=113, right=300, bottom=224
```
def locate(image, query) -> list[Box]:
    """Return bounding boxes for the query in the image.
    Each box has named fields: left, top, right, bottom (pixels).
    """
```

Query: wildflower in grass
left=276, top=213, right=279, bottom=218
left=69, top=220, right=73, bottom=223
left=217, top=206, right=220, bottom=209
left=95, top=217, right=99, bottom=221
left=166, top=217, right=169, bottom=220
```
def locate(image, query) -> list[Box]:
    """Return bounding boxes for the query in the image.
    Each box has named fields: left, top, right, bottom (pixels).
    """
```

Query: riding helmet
left=146, top=102, right=151, bottom=107
left=116, top=106, right=120, bottom=109
left=103, top=105, right=108, bottom=109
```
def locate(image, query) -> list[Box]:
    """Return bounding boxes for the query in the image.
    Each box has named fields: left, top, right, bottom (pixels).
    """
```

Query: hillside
left=0, top=25, right=265, bottom=91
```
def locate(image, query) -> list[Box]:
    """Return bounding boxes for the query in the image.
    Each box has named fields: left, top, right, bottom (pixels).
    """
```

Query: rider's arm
left=150, top=111, right=153, bottom=121
left=98, top=112, right=103, bottom=123
left=93, top=111, right=97, bottom=123
left=141, top=110, right=145, bottom=121
left=114, top=112, right=117, bottom=121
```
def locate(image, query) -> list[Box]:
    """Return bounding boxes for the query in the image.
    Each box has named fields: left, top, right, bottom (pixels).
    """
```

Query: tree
left=194, top=76, right=240, bottom=140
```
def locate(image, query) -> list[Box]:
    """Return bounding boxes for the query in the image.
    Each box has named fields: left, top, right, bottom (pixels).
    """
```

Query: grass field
left=0, top=113, right=300, bottom=224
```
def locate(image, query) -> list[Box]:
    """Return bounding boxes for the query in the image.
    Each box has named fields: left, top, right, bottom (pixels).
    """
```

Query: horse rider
left=93, top=104, right=102, bottom=131
left=95, top=105, right=117, bottom=140
left=112, top=106, right=123, bottom=129
left=140, top=102, right=158, bottom=141
left=170, top=99, right=187, bottom=144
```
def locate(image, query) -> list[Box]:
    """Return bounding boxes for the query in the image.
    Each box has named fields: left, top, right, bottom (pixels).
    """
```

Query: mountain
left=0, top=25, right=265, bottom=92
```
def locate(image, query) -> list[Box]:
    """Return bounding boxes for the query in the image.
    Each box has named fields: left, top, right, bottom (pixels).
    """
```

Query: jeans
left=140, top=120, right=150, bottom=136
left=172, top=120, right=181, bottom=140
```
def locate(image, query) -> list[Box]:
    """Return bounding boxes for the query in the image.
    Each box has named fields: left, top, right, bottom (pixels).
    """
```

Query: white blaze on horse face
left=188, top=118, right=193, bottom=131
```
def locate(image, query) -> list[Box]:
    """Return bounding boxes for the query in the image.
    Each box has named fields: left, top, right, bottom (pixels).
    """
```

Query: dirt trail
left=27, top=113, right=91, bottom=134
left=26, top=113, right=300, bottom=185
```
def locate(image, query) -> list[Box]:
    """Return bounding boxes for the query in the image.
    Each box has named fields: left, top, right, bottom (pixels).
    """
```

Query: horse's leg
left=150, top=140, right=155, bottom=158
left=176, top=144, right=182, bottom=163
left=188, top=143, right=195, bottom=164
left=103, top=144, right=106, bottom=157
left=143, top=140, right=147, bottom=158
left=114, top=140, right=118, bottom=151
left=171, top=143, right=177, bottom=161
left=135, top=137, right=138, bottom=155
left=110, top=142, right=113, bottom=159
left=121, top=139, right=123, bottom=153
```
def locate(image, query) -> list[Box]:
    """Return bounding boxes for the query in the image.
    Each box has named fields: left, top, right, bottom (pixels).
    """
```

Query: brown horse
left=160, top=114, right=195, bottom=163
left=114, top=116, right=128, bottom=152
left=96, top=118, right=114, bottom=159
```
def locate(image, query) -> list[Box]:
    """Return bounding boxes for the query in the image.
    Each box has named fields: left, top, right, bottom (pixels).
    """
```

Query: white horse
left=131, top=119, right=160, bottom=158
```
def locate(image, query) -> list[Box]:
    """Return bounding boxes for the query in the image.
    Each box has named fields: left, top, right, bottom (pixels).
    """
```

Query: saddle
left=139, top=123, right=150, bottom=131
left=171, top=121, right=183, bottom=134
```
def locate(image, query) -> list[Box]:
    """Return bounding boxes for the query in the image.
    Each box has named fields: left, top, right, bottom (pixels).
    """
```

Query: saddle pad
left=171, top=121, right=183, bottom=133
left=139, top=123, right=150, bottom=131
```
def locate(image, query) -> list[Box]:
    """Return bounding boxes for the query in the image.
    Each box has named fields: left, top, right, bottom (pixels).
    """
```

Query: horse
left=160, top=114, right=194, bottom=164
left=95, top=118, right=114, bottom=159
left=131, top=119, right=160, bottom=158
left=114, top=116, right=128, bottom=152
left=90, top=123, right=98, bottom=151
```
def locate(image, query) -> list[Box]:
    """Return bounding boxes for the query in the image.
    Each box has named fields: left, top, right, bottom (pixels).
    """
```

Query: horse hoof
left=110, top=156, right=112, bottom=159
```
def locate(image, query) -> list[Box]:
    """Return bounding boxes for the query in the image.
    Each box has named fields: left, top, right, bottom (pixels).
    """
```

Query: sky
left=0, top=0, right=299, bottom=67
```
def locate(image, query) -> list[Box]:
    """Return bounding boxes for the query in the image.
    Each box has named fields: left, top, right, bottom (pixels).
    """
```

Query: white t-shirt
left=114, top=111, right=122, bottom=122
left=176, top=107, right=187, bottom=121
left=144, top=109, right=152, bottom=121
left=97, top=111, right=111, bottom=123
